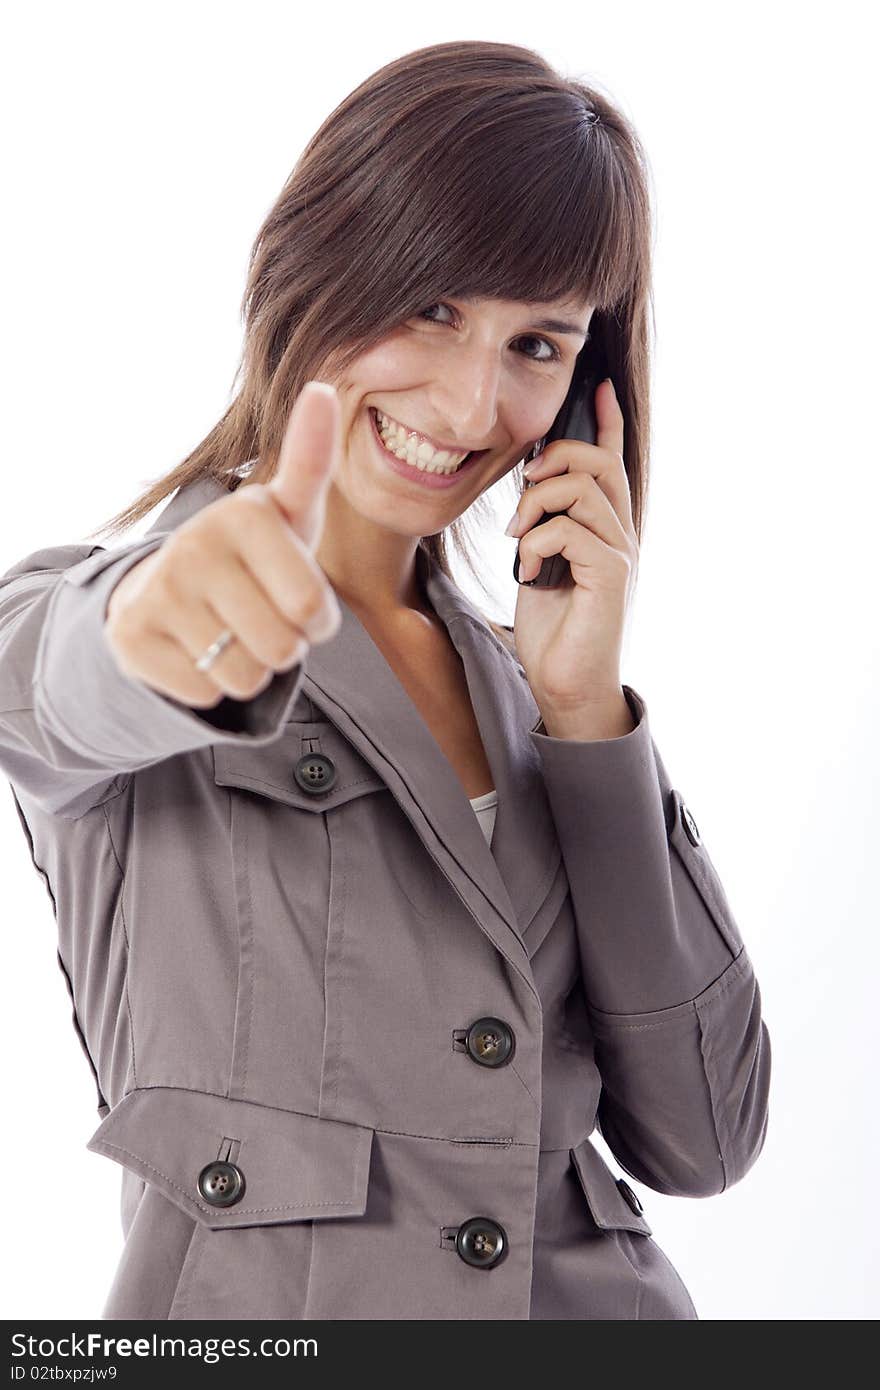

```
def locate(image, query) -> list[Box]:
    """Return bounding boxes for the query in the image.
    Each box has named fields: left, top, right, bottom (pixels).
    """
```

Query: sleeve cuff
left=528, top=683, right=742, bottom=1013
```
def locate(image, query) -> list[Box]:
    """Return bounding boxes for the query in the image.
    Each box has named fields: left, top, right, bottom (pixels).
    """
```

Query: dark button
left=680, top=800, right=701, bottom=846
left=465, top=1017, right=515, bottom=1068
left=197, top=1160, right=246, bottom=1207
left=616, top=1177, right=644, bottom=1215
left=455, top=1217, right=509, bottom=1269
left=293, top=752, right=337, bottom=795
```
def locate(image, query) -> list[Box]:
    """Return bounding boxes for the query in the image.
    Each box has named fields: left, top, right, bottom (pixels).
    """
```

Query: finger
left=508, top=473, right=630, bottom=551
left=268, top=380, right=341, bottom=550
left=216, top=489, right=341, bottom=641
left=175, top=550, right=320, bottom=674
left=516, top=514, right=627, bottom=584
left=524, top=378, right=632, bottom=530
left=166, top=580, right=309, bottom=701
left=114, top=621, right=280, bottom=709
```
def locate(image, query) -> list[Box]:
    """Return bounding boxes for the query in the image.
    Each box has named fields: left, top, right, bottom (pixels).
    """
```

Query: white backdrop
left=2, top=0, right=877, bottom=1321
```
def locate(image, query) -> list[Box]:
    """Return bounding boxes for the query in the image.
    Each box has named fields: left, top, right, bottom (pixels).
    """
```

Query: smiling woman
left=86, top=39, right=653, bottom=648
left=0, top=38, right=770, bottom=1325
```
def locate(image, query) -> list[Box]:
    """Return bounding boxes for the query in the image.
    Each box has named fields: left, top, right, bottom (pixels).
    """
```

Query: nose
left=433, top=344, right=502, bottom=448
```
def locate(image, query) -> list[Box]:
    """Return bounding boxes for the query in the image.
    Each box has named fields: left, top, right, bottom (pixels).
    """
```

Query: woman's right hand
left=104, top=381, right=343, bottom=709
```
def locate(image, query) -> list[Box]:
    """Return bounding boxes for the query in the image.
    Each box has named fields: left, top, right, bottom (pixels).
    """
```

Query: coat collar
left=145, top=474, right=561, bottom=975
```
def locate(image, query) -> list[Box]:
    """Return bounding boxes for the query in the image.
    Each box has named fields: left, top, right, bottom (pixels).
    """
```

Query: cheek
left=529, top=390, right=569, bottom=439
left=346, top=337, right=418, bottom=386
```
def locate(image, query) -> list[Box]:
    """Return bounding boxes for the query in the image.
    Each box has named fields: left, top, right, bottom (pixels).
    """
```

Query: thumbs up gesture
left=105, top=381, right=343, bottom=708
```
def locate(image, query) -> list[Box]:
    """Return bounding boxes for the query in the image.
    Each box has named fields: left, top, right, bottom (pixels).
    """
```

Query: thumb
left=268, top=381, right=341, bottom=551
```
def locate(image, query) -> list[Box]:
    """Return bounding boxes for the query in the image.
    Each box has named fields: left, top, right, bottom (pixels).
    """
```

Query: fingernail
left=503, top=510, right=520, bottom=536
left=522, top=452, right=543, bottom=478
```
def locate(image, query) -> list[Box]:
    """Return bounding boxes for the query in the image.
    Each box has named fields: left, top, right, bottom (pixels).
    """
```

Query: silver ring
left=195, top=627, right=235, bottom=672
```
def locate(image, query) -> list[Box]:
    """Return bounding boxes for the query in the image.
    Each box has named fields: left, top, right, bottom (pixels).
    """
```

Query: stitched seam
left=228, top=787, right=254, bottom=1099
left=450, top=1137, right=514, bottom=1145
left=219, top=771, right=380, bottom=796
left=100, top=1088, right=546, bottom=1147
left=326, top=812, right=346, bottom=1109
left=317, top=813, right=334, bottom=1114
left=336, top=807, right=348, bottom=1111
left=373, top=1127, right=537, bottom=1146
left=603, top=1229, right=647, bottom=1307
left=589, top=950, right=750, bottom=1029
left=694, top=991, right=735, bottom=1193
left=521, top=847, right=561, bottom=927
left=694, top=1003, right=728, bottom=1193
left=167, top=1222, right=204, bottom=1320
left=509, top=1061, right=539, bottom=1111
left=100, top=800, right=137, bottom=1088
left=693, top=948, right=750, bottom=1011
left=88, top=777, right=133, bottom=809
left=241, top=803, right=256, bottom=1096
left=588, top=1007, right=698, bottom=1033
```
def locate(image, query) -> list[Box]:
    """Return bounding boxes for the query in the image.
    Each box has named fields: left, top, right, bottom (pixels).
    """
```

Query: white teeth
left=373, top=408, right=469, bottom=474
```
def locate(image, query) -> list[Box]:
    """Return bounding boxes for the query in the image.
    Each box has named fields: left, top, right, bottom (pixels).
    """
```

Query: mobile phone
left=512, top=338, right=611, bottom=589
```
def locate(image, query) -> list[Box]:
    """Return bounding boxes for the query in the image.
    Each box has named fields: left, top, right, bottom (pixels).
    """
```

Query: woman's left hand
left=505, top=377, right=639, bottom=725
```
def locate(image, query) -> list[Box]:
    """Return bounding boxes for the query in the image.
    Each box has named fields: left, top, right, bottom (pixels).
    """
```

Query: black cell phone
left=512, top=338, right=611, bottom=589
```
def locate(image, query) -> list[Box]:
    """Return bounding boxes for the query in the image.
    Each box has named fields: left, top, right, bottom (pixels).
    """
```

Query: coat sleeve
left=528, top=682, right=771, bottom=1199
left=0, top=538, right=307, bottom=819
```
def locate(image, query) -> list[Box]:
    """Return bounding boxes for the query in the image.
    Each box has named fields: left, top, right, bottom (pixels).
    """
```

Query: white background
left=2, top=0, right=877, bottom=1321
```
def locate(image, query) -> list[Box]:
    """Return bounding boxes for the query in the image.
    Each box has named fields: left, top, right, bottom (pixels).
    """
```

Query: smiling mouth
left=369, top=406, right=480, bottom=475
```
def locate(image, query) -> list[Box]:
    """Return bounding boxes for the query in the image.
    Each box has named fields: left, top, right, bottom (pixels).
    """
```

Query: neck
left=240, top=467, right=431, bottom=621
left=316, top=496, right=433, bottom=624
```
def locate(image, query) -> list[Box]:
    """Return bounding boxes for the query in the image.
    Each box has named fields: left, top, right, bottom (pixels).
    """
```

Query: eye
left=514, top=334, right=561, bottom=364
left=414, top=303, right=562, bottom=364
left=417, top=302, right=455, bottom=325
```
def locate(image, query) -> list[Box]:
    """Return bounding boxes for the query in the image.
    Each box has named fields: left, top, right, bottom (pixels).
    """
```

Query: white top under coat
left=469, top=786, right=498, bottom=849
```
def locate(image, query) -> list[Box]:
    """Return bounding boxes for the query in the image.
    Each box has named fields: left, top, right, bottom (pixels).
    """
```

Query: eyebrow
left=458, top=296, right=590, bottom=340
left=529, top=316, right=590, bottom=339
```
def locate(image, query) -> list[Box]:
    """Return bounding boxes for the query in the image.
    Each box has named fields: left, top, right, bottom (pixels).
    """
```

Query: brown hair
left=89, top=39, right=655, bottom=649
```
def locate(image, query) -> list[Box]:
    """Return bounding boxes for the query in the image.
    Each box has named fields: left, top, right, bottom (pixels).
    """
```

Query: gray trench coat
left=0, top=473, right=771, bottom=1320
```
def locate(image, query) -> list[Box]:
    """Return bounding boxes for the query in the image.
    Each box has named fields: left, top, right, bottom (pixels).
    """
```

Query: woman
left=0, top=40, right=770, bottom=1320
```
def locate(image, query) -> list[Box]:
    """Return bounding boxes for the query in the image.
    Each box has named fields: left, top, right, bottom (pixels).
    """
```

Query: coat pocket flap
left=212, top=719, right=387, bottom=811
left=569, top=1136, right=653, bottom=1237
left=86, top=1087, right=375, bottom=1230
left=667, top=789, right=744, bottom=956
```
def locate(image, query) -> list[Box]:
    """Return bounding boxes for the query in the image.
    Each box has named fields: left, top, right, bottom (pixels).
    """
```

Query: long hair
left=89, top=40, right=655, bottom=648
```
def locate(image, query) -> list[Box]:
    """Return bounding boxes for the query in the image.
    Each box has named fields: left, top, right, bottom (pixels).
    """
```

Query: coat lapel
left=301, top=544, right=563, bottom=952
left=144, top=475, right=562, bottom=975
